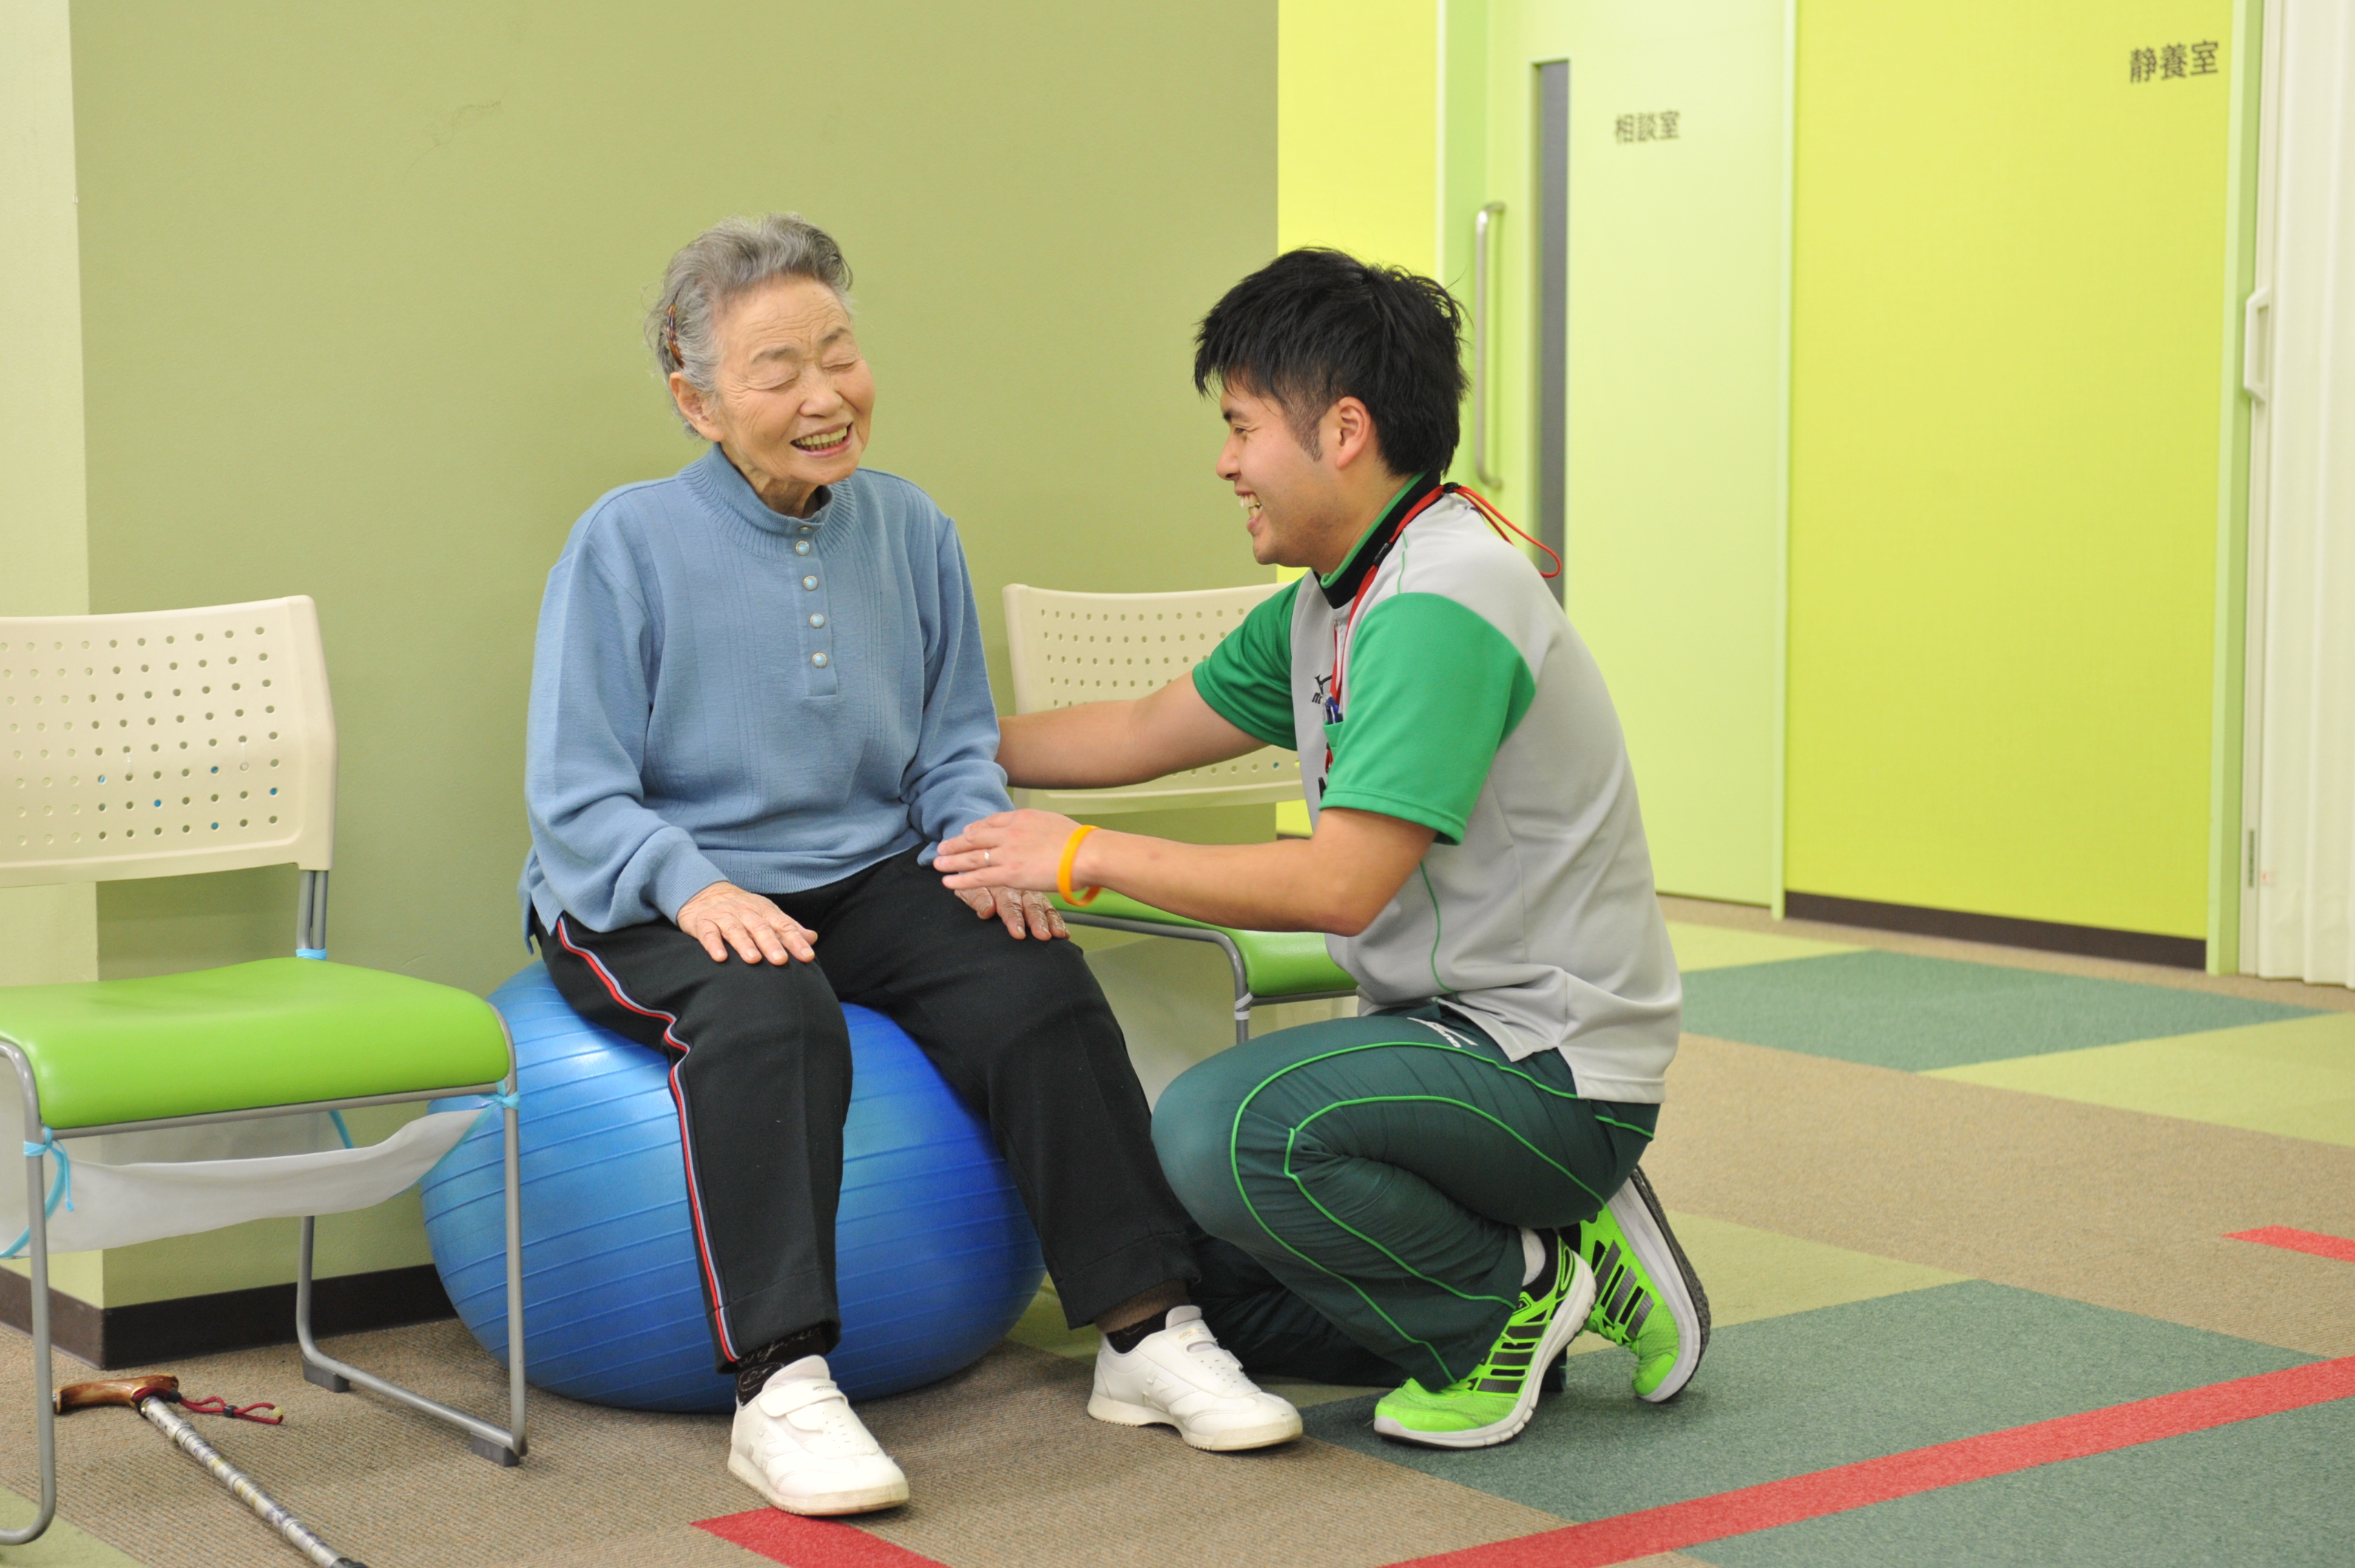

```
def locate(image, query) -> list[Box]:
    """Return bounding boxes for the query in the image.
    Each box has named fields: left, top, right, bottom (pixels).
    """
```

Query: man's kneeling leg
left=1154, top=1010, right=1698, bottom=1445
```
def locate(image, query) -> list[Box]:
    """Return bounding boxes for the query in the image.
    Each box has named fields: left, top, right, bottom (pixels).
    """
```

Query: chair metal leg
left=295, top=1084, right=527, bottom=1466
left=500, top=1091, right=527, bottom=1460
left=1, top=1146, right=58, bottom=1546
left=1058, top=910, right=1357, bottom=1050
left=1229, top=989, right=1365, bottom=1044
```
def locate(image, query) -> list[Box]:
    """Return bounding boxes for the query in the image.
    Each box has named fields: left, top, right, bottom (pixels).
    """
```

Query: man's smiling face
left=1214, top=382, right=1341, bottom=570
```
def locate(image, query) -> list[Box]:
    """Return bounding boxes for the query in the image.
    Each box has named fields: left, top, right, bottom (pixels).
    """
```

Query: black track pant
left=1155, top=1005, right=1655, bottom=1388
left=537, top=848, right=1198, bottom=1372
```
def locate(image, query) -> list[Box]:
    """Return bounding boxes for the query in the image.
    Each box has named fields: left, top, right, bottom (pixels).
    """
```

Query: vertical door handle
left=1473, top=202, right=1507, bottom=487
left=2244, top=286, right=2272, bottom=403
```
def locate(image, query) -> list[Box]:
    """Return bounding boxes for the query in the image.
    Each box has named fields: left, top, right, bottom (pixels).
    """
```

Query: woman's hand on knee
left=951, top=885, right=1070, bottom=942
left=678, top=882, right=817, bottom=964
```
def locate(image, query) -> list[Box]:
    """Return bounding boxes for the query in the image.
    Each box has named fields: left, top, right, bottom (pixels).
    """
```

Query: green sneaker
left=1580, top=1167, right=1712, bottom=1402
left=1371, top=1234, right=1596, bottom=1449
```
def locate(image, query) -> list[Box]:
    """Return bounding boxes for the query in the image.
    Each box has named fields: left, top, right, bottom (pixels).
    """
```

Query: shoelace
left=1449, top=1259, right=1567, bottom=1395
left=1464, top=1318, right=1550, bottom=1395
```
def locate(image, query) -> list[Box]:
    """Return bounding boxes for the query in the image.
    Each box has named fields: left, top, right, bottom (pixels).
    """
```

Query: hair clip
left=664, top=304, right=683, bottom=367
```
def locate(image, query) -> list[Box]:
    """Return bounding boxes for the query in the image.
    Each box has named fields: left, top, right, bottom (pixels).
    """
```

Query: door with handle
left=1450, top=0, right=1792, bottom=908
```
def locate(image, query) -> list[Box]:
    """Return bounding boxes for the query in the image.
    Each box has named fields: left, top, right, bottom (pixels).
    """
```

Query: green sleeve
left=1320, top=592, right=1535, bottom=845
left=1190, top=584, right=1299, bottom=749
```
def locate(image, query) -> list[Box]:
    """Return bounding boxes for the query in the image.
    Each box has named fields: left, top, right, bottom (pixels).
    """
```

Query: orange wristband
left=1057, top=825, right=1101, bottom=905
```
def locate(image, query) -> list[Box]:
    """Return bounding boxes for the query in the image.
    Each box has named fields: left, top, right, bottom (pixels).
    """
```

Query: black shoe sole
left=1620, top=1166, right=1710, bottom=1401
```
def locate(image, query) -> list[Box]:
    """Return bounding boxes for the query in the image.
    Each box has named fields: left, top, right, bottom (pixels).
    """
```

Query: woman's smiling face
left=671, top=274, right=875, bottom=517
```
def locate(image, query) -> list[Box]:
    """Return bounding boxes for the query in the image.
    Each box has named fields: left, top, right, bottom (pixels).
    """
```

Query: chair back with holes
left=1001, top=582, right=1302, bottom=814
left=0, top=597, right=337, bottom=886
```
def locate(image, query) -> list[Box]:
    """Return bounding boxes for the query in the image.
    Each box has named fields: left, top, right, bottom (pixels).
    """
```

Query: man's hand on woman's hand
left=951, top=885, right=1070, bottom=941
left=939, top=812, right=1079, bottom=939
left=937, top=810, right=1088, bottom=896
left=678, top=881, right=817, bottom=964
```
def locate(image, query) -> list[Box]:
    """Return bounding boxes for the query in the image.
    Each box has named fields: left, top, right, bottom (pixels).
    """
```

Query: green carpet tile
left=1301, top=1280, right=2308, bottom=1519
left=0, top=1494, right=143, bottom=1567
left=1692, top=1395, right=2354, bottom=1567
left=1677, top=950, right=2314, bottom=1070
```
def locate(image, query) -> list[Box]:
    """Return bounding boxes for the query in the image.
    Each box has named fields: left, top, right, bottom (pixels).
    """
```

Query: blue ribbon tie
left=3, top=1135, right=73, bottom=1260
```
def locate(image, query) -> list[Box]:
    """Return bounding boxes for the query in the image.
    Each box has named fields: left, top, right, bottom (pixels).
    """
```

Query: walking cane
left=54, top=1376, right=371, bottom=1568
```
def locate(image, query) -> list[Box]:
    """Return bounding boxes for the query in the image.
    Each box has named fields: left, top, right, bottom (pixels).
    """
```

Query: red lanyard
left=1329, top=486, right=1447, bottom=722
left=1453, top=484, right=1562, bottom=580
left=1316, top=484, right=1555, bottom=796
left=1325, top=483, right=1556, bottom=721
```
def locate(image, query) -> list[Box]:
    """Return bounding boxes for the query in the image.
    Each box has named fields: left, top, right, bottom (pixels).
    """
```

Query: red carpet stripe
left=1385, top=1355, right=2355, bottom=1568
left=2229, top=1226, right=2355, bottom=1265
left=696, top=1509, right=947, bottom=1567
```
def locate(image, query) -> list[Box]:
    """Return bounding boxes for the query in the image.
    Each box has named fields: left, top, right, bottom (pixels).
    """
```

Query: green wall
left=0, top=0, right=100, bottom=994
left=70, top=0, right=1277, bottom=996
left=1278, top=0, right=1440, bottom=272
left=2205, top=0, right=2266, bottom=971
left=1342, top=0, right=2256, bottom=947
left=1464, top=0, right=1791, bottom=909
left=22, top=1, right=1274, bottom=1308
left=0, top=0, right=101, bottom=1308
left=1785, top=0, right=2240, bottom=939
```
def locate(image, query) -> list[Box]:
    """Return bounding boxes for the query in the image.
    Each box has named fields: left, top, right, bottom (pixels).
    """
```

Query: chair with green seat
left=0, top=595, right=524, bottom=1550
left=1003, top=583, right=1358, bottom=1044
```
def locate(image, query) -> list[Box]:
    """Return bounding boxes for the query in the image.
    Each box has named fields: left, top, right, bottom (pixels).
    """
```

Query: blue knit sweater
left=519, top=447, right=1010, bottom=936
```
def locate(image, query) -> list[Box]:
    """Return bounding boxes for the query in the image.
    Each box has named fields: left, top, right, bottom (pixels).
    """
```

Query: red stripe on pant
left=554, top=916, right=742, bottom=1364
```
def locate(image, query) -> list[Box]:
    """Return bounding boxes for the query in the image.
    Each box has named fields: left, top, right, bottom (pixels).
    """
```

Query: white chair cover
left=1, top=1091, right=479, bottom=1255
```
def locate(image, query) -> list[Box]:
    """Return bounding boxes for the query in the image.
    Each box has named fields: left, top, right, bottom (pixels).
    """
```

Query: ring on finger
left=984, top=848, right=993, bottom=865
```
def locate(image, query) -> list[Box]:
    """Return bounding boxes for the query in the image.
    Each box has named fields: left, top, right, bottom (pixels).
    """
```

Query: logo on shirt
left=1309, top=673, right=1341, bottom=803
left=1311, top=672, right=1342, bottom=726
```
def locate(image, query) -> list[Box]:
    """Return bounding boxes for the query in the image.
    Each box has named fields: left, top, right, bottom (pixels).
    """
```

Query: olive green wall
left=1, top=0, right=100, bottom=996
left=1, top=0, right=103, bottom=1308
left=22, top=1, right=1274, bottom=1309
left=70, top=0, right=1277, bottom=996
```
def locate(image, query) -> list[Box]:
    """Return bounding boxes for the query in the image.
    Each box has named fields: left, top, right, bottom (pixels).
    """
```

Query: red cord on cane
left=179, top=1395, right=283, bottom=1425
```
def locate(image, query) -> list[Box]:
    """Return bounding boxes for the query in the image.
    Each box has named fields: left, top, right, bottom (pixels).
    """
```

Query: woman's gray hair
left=647, top=212, right=853, bottom=429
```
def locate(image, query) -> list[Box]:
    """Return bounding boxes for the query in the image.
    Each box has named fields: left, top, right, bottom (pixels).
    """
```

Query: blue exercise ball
left=420, top=964, right=1044, bottom=1410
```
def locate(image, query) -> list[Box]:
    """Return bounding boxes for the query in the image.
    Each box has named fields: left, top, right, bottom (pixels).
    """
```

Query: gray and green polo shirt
left=1192, top=476, right=1682, bottom=1103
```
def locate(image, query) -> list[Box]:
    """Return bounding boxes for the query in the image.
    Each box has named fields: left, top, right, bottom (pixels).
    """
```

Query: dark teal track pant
left=1152, top=1006, right=1656, bottom=1389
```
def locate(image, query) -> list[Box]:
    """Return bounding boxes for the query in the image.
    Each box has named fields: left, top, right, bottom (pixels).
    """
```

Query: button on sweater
left=520, top=446, right=1011, bottom=936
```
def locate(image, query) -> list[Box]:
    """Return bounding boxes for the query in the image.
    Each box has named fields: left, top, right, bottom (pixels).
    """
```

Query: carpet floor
left=2, top=898, right=2347, bottom=1567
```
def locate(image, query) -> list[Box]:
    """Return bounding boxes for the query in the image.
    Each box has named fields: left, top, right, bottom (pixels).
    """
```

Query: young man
left=938, top=249, right=1709, bottom=1448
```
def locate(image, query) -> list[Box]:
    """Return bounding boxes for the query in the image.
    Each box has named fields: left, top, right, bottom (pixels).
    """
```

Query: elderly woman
left=519, top=214, right=1297, bottom=1517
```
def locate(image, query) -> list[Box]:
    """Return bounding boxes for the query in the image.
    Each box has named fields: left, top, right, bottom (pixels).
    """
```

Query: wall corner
left=0, top=0, right=98, bottom=993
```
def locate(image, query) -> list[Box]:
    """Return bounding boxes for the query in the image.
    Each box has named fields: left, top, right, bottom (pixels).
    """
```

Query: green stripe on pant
left=1154, top=1005, right=1657, bottom=1389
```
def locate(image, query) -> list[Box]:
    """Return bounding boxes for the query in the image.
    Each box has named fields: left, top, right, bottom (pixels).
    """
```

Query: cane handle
left=55, top=1375, right=178, bottom=1414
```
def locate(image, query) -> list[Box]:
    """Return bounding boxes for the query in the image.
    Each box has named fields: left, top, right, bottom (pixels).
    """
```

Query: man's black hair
left=1193, top=248, right=1468, bottom=479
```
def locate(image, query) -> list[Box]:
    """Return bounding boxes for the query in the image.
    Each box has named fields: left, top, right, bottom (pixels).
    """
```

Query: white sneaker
left=727, top=1356, right=909, bottom=1515
left=1088, top=1306, right=1303, bottom=1452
